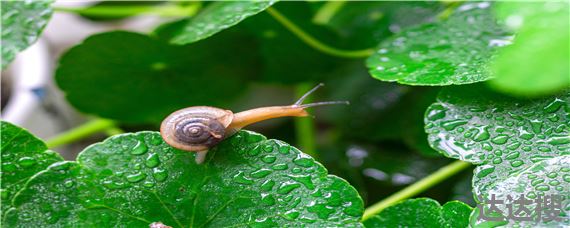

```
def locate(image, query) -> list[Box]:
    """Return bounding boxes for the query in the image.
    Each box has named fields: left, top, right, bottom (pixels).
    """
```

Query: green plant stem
left=437, top=1, right=462, bottom=20
left=294, top=83, right=317, bottom=159
left=312, top=1, right=346, bottom=25
left=362, top=160, right=471, bottom=221
left=46, top=119, right=117, bottom=149
left=104, top=127, right=125, bottom=136
left=266, top=7, right=373, bottom=59
left=54, top=2, right=201, bottom=18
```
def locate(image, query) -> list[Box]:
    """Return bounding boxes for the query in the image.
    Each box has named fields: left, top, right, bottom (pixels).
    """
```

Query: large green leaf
left=170, top=0, right=277, bottom=45
left=1, top=0, right=54, bottom=68
left=366, top=2, right=509, bottom=85
left=56, top=31, right=260, bottom=124
left=0, top=121, right=63, bottom=219
left=489, top=1, right=570, bottom=97
left=363, top=198, right=472, bottom=228
left=425, top=85, right=569, bottom=226
left=5, top=130, right=364, bottom=227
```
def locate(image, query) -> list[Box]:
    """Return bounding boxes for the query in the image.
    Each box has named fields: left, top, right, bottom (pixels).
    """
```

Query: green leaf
left=170, top=0, right=277, bottom=45
left=366, top=2, right=510, bottom=85
left=5, top=130, right=364, bottom=227
left=363, top=198, right=472, bottom=228
left=1, top=0, right=54, bottom=68
left=0, top=121, right=63, bottom=219
left=242, top=2, right=342, bottom=84
left=489, top=2, right=570, bottom=97
left=56, top=31, right=260, bottom=124
left=425, top=85, right=570, bottom=226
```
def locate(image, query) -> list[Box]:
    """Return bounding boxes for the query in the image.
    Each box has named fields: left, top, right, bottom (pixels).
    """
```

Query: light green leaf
left=0, top=121, right=63, bottom=219
left=367, top=2, right=510, bottom=85
left=489, top=1, right=570, bottom=97
left=425, top=85, right=569, bottom=226
left=171, top=0, right=277, bottom=45
left=5, top=130, right=364, bottom=227
left=1, top=0, right=54, bottom=68
left=363, top=198, right=472, bottom=228
left=56, top=31, right=260, bottom=124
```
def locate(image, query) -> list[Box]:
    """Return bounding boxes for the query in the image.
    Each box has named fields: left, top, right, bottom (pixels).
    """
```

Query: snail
left=160, top=83, right=348, bottom=164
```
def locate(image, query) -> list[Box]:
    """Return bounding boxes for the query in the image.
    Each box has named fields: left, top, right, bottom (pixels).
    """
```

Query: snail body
left=160, top=84, right=347, bottom=164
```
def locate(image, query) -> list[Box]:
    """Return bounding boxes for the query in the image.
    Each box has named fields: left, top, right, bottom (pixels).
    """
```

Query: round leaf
left=1, top=0, right=54, bottom=68
left=56, top=31, right=260, bottom=124
left=0, top=121, right=63, bottom=219
left=170, top=0, right=277, bottom=45
left=366, top=2, right=510, bottom=85
left=5, top=131, right=364, bottom=227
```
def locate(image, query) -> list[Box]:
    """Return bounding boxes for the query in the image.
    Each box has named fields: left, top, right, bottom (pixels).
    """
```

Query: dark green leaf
left=363, top=198, right=472, bottom=228
left=56, top=31, right=260, bottom=124
left=367, top=2, right=509, bottom=85
left=5, top=130, right=364, bottom=227
left=489, top=1, right=570, bottom=97
left=170, top=0, right=277, bottom=45
left=242, top=2, right=342, bottom=84
left=1, top=0, right=54, bottom=68
left=0, top=121, right=63, bottom=219
left=425, top=85, right=569, bottom=226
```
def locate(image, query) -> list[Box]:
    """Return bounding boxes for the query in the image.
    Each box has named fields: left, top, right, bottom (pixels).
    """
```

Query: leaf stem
left=266, top=7, right=374, bottom=59
left=312, top=1, right=347, bottom=25
left=294, top=83, right=318, bottom=159
left=46, top=119, right=118, bottom=149
left=362, top=160, right=471, bottom=221
left=53, top=2, right=201, bottom=18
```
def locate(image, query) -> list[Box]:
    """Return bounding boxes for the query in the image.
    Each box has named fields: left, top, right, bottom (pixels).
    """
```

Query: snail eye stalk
left=293, top=83, right=350, bottom=108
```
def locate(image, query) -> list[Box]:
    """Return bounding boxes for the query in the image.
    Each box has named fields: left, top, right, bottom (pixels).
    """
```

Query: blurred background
left=1, top=1, right=477, bottom=207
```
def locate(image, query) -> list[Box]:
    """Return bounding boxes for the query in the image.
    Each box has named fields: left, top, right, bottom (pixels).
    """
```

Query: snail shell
left=160, top=106, right=233, bottom=152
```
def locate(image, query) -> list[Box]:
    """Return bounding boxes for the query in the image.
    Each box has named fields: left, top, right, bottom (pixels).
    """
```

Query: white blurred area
left=1, top=1, right=170, bottom=157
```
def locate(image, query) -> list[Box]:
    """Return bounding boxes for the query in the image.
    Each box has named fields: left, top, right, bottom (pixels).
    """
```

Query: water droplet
left=131, top=141, right=148, bottom=155
left=473, top=127, right=490, bottom=142
left=547, top=135, right=570, bottom=145
left=279, top=146, right=290, bottom=155
left=233, top=171, right=254, bottom=185
left=263, top=144, right=274, bottom=152
left=531, top=178, right=544, bottom=186
left=148, top=134, right=163, bottom=145
left=441, top=119, right=468, bottom=131
left=289, top=175, right=314, bottom=190
left=535, top=185, right=550, bottom=191
left=143, top=181, right=155, bottom=188
left=272, top=163, right=288, bottom=170
left=145, top=154, right=160, bottom=168
left=250, top=169, right=272, bottom=178
left=563, top=174, right=570, bottom=183
left=477, top=165, right=495, bottom=178
left=261, top=194, right=276, bottom=206
left=277, top=182, right=301, bottom=194
left=293, top=157, right=313, bottom=168
left=548, top=180, right=560, bottom=186
left=510, top=160, right=523, bottom=167
left=17, top=157, right=36, bottom=167
left=152, top=168, right=167, bottom=182
left=283, top=211, right=300, bottom=220
left=126, top=172, right=146, bottom=183
left=427, top=105, right=446, bottom=121
left=492, top=157, right=502, bottom=164
left=505, top=152, right=520, bottom=160
left=491, top=135, right=509, bottom=145
left=543, top=98, right=564, bottom=113
left=260, top=180, right=275, bottom=191
left=529, top=120, right=543, bottom=134
left=64, top=179, right=74, bottom=188
left=261, top=155, right=276, bottom=164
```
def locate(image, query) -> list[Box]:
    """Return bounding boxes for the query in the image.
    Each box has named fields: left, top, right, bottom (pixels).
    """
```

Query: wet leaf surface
left=171, top=0, right=277, bottom=45
left=0, top=121, right=63, bottom=219
left=1, top=0, right=54, bottom=68
left=425, top=85, right=570, bottom=226
left=5, top=130, right=364, bottom=227
left=56, top=31, right=260, bottom=124
left=489, top=1, right=570, bottom=97
left=367, top=2, right=509, bottom=85
left=363, top=198, right=472, bottom=228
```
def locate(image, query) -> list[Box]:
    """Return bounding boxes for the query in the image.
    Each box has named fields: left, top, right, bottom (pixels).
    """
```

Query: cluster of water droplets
left=367, top=3, right=510, bottom=85
left=426, top=90, right=569, bottom=207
